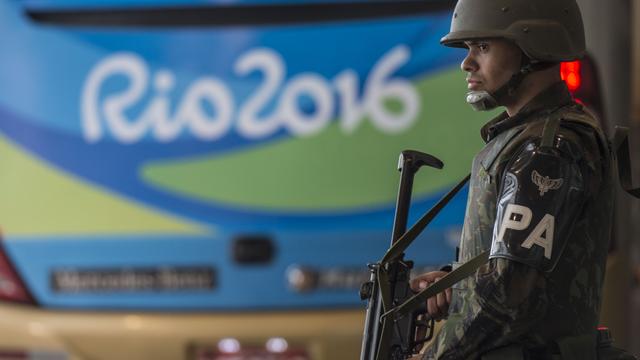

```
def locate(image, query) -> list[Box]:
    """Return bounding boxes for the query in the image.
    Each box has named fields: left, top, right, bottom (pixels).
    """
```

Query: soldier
left=410, top=0, right=627, bottom=359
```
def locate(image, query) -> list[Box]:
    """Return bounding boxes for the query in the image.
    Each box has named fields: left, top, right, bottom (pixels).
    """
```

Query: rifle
left=359, top=150, right=470, bottom=360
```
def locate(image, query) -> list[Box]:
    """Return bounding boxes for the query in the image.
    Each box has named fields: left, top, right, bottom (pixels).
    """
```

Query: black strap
left=380, top=174, right=471, bottom=265
left=541, top=116, right=561, bottom=148
left=383, top=249, right=489, bottom=321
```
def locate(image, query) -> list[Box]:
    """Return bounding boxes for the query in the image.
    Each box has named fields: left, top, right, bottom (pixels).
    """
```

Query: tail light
left=0, top=240, right=35, bottom=304
left=560, top=56, right=604, bottom=121
left=0, top=350, right=68, bottom=359
left=561, top=61, right=582, bottom=92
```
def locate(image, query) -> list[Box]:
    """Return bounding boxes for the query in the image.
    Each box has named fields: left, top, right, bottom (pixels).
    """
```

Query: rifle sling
left=383, top=250, right=489, bottom=321
left=380, top=174, right=471, bottom=265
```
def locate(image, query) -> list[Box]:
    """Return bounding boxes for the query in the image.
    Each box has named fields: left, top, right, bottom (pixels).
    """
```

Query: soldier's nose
left=461, top=53, right=478, bottom=73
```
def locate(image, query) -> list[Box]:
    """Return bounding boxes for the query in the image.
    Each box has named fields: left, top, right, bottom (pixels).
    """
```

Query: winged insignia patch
left=531, top=170, right=563, bottom=196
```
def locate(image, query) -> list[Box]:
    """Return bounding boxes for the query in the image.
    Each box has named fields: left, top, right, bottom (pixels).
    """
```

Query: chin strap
left=466, top=60, right=557, bottom=112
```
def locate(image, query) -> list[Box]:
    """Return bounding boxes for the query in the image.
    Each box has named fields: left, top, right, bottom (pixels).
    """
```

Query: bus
left=0, top=1, right=489, bottom=359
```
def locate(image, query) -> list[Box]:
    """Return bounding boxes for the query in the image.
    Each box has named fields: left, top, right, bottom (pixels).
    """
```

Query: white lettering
left=334, top=69, right=366, bottom=133
left=234, top=48, right=284, bottom=139
left=496, top=204, right=533, bottom=242
left=81, top=45, right=420, bottom=144
left=178, top=78, right=234, bottom=141
left=365, top=45, right=419, bottom=133
left=82, top=53, right=149, bottom=143
left=521, top=214, right=555, bottom=259
left=280, top=73, right=333, bottom=137
left=148, top=70, right=183, bottom=142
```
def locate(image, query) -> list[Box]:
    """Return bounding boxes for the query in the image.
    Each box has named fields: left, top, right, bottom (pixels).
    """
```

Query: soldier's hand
left=410, top=271, right=452, bottom=321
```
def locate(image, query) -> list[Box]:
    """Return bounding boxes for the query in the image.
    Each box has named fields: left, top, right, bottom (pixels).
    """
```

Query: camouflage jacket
left=424, top=82, right=614, bottom=359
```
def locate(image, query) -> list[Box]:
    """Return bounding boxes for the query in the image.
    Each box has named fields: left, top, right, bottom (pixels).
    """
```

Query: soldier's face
left=461, top=39, right=522, bottom=94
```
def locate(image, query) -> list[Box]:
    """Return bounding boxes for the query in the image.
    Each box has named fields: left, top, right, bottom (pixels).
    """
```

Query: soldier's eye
left=478, top=43, right=489, bottom=52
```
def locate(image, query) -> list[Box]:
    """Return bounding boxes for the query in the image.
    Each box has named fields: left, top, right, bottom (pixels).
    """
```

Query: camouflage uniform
left=423, top=82, right=614, bottom=359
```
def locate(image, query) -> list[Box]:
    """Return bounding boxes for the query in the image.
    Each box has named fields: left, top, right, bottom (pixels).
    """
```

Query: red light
left=0, top=240, right=35, bottom=304
left=561, top=61, right=582, bottom=92
left=0, top=350, right=28, bottom=359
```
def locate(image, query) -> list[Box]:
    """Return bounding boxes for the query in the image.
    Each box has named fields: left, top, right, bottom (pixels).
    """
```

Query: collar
left=480, top=82, right=574, bottom=143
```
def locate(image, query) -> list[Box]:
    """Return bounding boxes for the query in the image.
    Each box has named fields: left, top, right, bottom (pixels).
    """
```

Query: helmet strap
left=466, top=57, right=556, bottom=111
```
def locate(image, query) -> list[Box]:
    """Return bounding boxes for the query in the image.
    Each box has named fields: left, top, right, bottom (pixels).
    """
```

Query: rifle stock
left=360, top=150, right=442, bottom=360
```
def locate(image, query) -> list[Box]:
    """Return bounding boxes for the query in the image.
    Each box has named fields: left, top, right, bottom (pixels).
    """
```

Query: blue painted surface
left=6, top=198, right=466, bottom=310
left=0, top=0, right=467, bottom=310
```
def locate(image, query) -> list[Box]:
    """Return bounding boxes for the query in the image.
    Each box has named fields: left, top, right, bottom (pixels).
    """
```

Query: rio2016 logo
left=81, top=45, right=419, bottom=144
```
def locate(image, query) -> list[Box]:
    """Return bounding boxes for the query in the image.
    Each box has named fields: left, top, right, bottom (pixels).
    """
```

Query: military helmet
left=441, top=0, right=586, bottom=62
